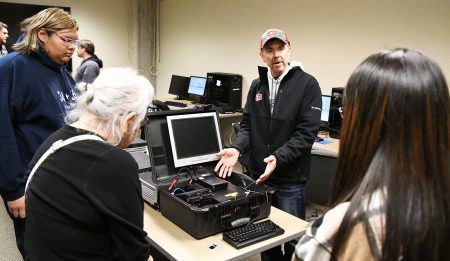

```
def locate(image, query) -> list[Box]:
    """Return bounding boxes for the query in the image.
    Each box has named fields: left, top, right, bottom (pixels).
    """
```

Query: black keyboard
left=223, top=219, right=285, bottom=249
left=164, top=100, right=187, bottom=107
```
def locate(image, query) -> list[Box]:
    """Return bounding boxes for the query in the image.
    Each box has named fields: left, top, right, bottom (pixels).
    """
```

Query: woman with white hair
left=25, top=68, right=154, bottom=261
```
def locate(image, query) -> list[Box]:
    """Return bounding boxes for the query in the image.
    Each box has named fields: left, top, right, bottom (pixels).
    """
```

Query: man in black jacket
left=215, top=28, right=322, bottom=260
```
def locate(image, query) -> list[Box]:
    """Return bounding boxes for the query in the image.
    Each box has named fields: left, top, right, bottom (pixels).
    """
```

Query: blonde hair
left=66, top=68, right=154, bottom=146
left=13, top=8, right=77, bottom=54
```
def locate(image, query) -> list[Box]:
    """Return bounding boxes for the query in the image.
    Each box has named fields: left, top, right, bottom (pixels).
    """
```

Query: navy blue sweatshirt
left=0, top=50, right=76, bottom=200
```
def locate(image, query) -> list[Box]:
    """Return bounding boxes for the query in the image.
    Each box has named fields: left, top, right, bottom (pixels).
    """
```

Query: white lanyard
left=25, top=134, right=105, bottom=193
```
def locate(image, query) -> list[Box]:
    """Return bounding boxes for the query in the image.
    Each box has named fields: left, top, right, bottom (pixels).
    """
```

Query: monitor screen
left=321, top=95, right=331, bottom=122
left=166, top=112, right=223, bottom=168
left=187, top=76, right=207, bottom=97
left=168, top=75, right=190, bottom=98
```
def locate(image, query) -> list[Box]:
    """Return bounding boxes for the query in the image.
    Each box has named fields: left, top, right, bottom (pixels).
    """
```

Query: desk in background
left=159, top=98, right=242, bottom=117
left=143, top=204, right=308, bottom=261
left=312, top=137, right=339, bottom=157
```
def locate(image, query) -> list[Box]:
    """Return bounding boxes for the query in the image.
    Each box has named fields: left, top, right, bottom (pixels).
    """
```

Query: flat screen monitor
left=167, top=112, right=223, bottom=168
left=187, top=76, right=207, bottom=97
left=321, top=95, right=331, bottom=122
left=168, top=75, right=190, bottom=99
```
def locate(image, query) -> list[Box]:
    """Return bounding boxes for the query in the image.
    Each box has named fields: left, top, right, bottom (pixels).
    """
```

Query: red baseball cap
left=260, top=28, right=289, bottom=48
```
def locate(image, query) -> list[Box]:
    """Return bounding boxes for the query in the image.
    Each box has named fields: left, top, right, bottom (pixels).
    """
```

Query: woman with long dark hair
left=294, top=48, right=449, bottom=260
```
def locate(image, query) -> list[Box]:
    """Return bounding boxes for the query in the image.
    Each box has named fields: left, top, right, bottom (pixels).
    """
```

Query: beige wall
left=3, top=0, right=136, bottom=73
left=157, top=0, right=450, bottom=101
left=4, top=0, right=450, bottom=102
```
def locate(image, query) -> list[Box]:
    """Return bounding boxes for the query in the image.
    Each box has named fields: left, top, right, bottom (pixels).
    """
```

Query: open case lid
left=143, top=108, right=224, bottom=183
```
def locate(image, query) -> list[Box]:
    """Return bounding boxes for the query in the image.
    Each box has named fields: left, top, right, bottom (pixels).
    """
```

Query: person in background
left=74, top=39, right=103, bottom=84
left=0, top=22, right=9, bottom=57
left=294, top=48, right=450, bottom=260
left=25, top=67, right=154, bottom=261
left=0, top=8, right=78, bottom=257
left=215, top=28, right=322, bottom=261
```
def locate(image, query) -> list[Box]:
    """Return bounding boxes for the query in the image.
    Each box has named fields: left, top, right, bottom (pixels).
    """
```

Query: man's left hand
left=256, top=155, right=277, bottom=184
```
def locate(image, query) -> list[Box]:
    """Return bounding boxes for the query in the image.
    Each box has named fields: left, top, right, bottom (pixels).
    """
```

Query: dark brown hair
left=331, top=48, right=450, bottom=260
left=77, top=39, right=95, bottom=55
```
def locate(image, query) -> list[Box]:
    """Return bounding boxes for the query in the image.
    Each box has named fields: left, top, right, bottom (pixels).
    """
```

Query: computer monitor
left=168, top=75, right=190, bottom=99
left=166, top=111, right=223, bottom=168
left=187, top=76, right=207, bottom=97
left=321, top=95, right=331, bottom=122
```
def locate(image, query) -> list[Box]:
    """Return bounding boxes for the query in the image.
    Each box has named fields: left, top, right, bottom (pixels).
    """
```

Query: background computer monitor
left=321, top=95, right=331, bottom=122
left=168, top=75, right=190, bottom=99
left=187, top=76, right=207, bottom=97
left=166, top=112, right=223, bottom=168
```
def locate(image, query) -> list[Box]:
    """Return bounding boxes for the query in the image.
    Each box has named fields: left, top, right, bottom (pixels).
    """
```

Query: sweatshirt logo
left=255, top=93, right=263, bottom=102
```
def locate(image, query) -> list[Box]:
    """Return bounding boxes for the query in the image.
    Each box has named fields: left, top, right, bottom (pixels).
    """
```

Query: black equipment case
left=142, top=109, right=274, bottom=239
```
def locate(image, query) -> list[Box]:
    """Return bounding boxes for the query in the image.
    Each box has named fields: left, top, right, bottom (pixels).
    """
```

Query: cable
left=177, top=167, right=191, bottom=176
left=231, top=173, right=260, bottom=197
left=193, top=165, right=213, bottom=177
left=171, top=187, right=186, bottom=195
left=168, top=178, right=178, bottom=190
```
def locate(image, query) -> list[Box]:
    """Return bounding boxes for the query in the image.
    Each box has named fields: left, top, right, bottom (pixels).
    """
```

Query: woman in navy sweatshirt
left=0, top=8, right=78, bottom=257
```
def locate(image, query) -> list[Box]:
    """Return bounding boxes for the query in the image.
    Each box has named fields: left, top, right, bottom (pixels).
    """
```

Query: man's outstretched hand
left=255, top=155, right=277, bottom=184
left=214, top=148, right=240, bottom=178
